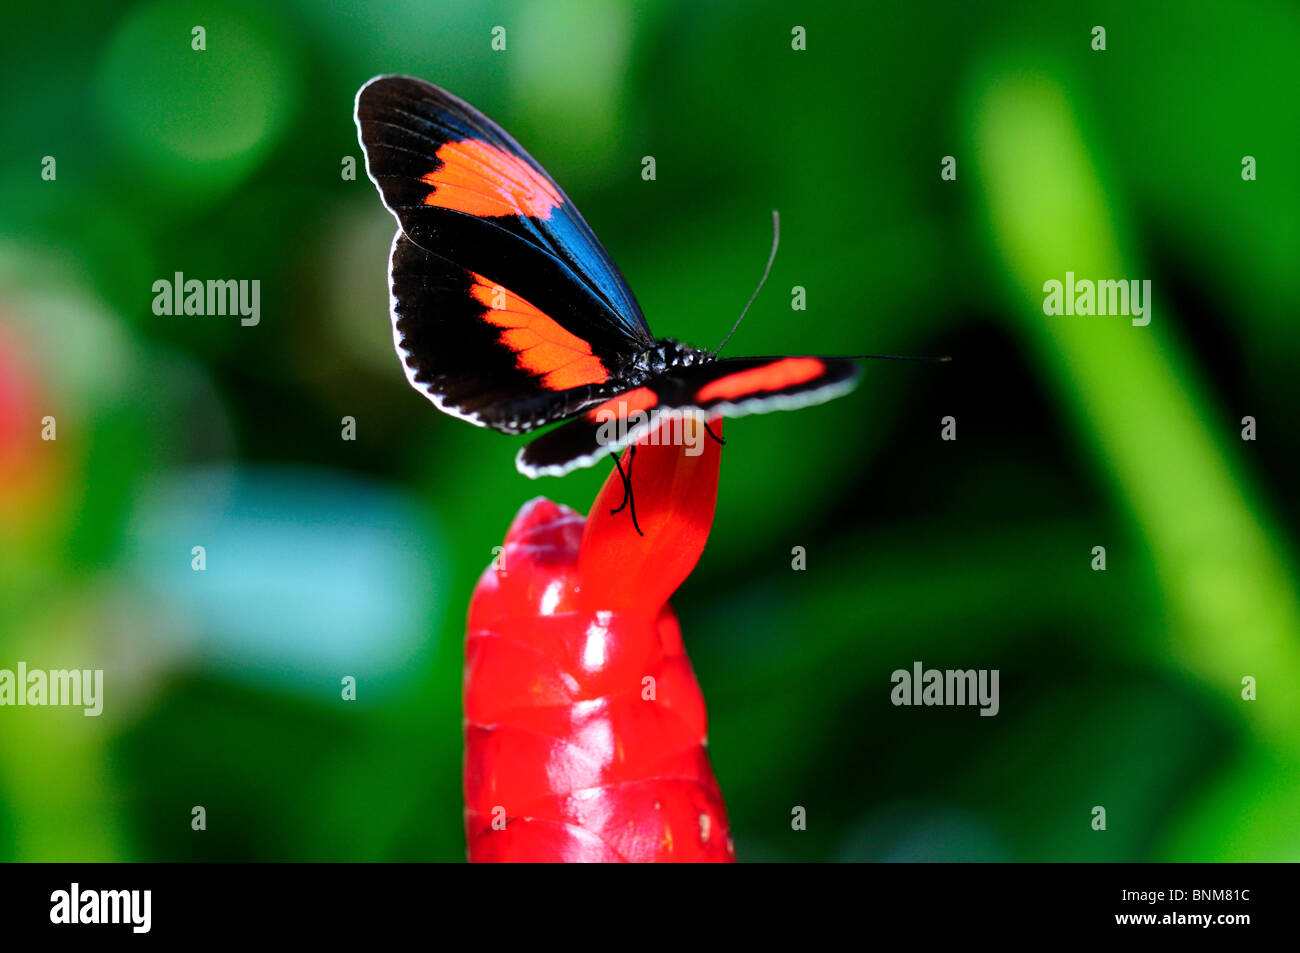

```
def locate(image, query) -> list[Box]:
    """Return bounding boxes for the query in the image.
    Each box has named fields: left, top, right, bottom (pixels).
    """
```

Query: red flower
left=0, top=325, right=62, bottom=525
left=464, top=418, right=735, bottom=862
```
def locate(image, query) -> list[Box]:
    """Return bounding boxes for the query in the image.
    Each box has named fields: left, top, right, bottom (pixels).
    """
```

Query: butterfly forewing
left=356, top=75, right=653, bottom=345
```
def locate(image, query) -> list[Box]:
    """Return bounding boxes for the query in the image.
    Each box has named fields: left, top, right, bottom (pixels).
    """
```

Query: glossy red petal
left=578, top=416, right=723, bottom=614
left=464, top=434, right=734, bottom=862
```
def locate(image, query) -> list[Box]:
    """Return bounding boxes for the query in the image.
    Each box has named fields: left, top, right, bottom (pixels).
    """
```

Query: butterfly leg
left=609, top=445, right=635, bottom=513
left=609, top=447, right=644, bottom=536
left=702, top=420, right=726, bottom=445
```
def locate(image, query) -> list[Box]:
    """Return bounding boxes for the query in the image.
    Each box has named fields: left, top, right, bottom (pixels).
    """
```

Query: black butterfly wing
left=389, top=233, right=637, bottom=431
left=517, top=356, right=862, bottom=477
left=356, top=75, right=655, bottom=430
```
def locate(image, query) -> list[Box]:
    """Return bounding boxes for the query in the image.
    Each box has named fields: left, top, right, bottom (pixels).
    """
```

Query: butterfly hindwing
left=517, top=357, right=861, bottom=476
left=389, top=233, right=635, bottom=432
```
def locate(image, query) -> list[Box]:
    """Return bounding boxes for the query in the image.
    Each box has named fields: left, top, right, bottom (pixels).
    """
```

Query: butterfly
left=354, top=75, right=861, bottom=480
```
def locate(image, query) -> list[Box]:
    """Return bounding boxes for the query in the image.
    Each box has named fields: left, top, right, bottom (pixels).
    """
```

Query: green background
left=2, top=0, right=1298, bottom=861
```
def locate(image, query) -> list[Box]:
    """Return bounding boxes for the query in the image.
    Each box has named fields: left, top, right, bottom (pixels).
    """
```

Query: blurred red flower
left=0, top=324, right=62, bottom=525
left=464, top=417, right=735, bottom=862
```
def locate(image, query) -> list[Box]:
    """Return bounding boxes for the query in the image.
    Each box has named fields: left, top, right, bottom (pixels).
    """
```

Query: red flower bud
left=465, top=419, right=735, bottom=862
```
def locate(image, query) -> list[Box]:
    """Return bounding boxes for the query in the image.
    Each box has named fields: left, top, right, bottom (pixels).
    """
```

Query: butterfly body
left=356, top=75, right=860, bottom=477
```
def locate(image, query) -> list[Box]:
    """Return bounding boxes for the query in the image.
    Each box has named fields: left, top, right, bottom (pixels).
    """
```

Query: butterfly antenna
left=843, top=353, right=953, bottom=363
left=716, top=210, right=780, bottom=356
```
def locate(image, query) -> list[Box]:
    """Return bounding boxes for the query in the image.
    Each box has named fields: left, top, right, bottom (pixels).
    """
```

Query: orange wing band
left=421, top=140, right=563, bottom=219
left=469, top=274, right=608, bottom=390
left=695, top=357, right=826, bottom=402
left=585, top=387, right=660, bottom=422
